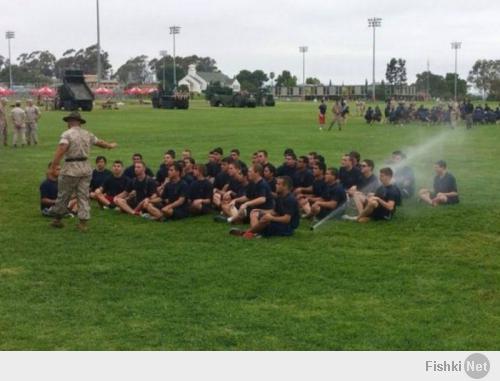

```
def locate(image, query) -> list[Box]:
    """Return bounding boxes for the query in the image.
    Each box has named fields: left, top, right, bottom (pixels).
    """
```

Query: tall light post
left=5, top=31, right=15, bottom=89
left=169, top=26, right=181, bottom=89
left=451, top=41, right=462, bottom=101
left=160, top=50, right=168, bottom=90
left=96, top=0, right=101, bottom=85
left=368, top=17, right=382, bottom=102
left=299, top=46, right=308, bottom=86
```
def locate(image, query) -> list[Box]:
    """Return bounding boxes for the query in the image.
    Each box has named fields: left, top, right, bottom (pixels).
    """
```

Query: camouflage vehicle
left=55, top=70, right=94, bottom=111
left=209, top=92, right=257, bottom=108
left=151, top=87, right=189, bottom=109
left=255, top=90, right=275, bottom=107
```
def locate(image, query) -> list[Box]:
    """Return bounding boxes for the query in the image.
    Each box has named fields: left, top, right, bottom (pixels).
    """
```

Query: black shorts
left=262, top=222, right=294, bottom=237
left=169, top=206, right=190, bottom=220
left=372, top=206, right=393, bottom=221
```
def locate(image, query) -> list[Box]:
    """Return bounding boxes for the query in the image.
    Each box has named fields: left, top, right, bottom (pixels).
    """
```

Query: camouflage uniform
left=25, top=105, right=41, bottom=145
left=0, top=100, right=7, bottom=146
left=49, top=127, right=98, bottom=221
left=11, top=106, right=27, bottom=146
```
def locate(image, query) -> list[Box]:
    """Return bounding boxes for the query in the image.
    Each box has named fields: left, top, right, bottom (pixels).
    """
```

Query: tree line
left=1, top=45, right=499, bottom=99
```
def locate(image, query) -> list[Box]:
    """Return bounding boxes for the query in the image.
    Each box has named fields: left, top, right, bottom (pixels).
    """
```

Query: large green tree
left=236, top=69, right=268, bottom=92
left=54, top=44, right=112, bottom=79
left=385, top=58, right=407, bottom=94
left=467, top=59, right=500, bottom=99
left=114, top=55, right=151, bottom=84
left=275, top=70, right=297, bottom=87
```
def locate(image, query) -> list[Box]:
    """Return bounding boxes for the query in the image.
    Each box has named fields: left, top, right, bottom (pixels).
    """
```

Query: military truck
left=209, top=92, right=257, bottom=108
left=55, top=70, right=94, bottom=111
left=151, top=87, right=189, bottom=109
left=255, top=90, right=275, bottom=107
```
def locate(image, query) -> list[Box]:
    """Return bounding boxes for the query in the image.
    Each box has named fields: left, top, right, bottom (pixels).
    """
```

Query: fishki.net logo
left=426, top=353, right=490, bottom=379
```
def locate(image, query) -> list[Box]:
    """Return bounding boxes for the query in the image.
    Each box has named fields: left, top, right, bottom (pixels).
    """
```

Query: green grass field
left=0, top=100, right=499, bottom=350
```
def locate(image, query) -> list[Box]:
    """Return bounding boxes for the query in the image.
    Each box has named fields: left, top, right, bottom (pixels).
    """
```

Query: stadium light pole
left=299, top=46, right=308, bottom=86
left=451, top=41, right=462, bottom=101
left=96, top=0, right=101, bottom=85
left=170, top=26, right=181, bottom=89
left=5, top=31, right=15, bottom=89
left=368, top=17, right=382, bottom=102
left=160, top=50, right=168, bottom=90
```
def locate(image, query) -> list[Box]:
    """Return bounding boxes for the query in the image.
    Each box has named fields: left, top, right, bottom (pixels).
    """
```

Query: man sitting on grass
left=418, top=160, right=459, bottom=206
left=230, top=176, right=300, bottom=239
left=114, top=161, right=157, bottom=216
left=357, top=167, right=401, bottom=223
left=188, top=164, right=214, bottom=216
left=216, top=161, right=248, bottom=219
left=212, top=157, right=232, bottom=209
left=124, top=153, right=154, bottom=179
left=306, top=167, right=347, bottom=221
left=94, top=160, right=130, bottom=209
left=298, top=161, right=326, bottom=217
left=89, top=156, right=111, bottom=200
left=214, top=164, right=274, bottom=224
left=143, top=162, right=189, bottom=221
left=40, top=162, right=77, bottom=216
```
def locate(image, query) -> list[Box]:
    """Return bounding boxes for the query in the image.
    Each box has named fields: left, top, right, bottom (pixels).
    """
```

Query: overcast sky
left=1, top=0, right=498, bottom=84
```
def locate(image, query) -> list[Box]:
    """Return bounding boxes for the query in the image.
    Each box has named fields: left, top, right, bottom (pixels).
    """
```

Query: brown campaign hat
left=62, top=111, right=86, bottom=124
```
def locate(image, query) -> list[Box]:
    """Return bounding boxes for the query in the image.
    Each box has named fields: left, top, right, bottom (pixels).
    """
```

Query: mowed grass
left=0, top=100, right=499, bottom=350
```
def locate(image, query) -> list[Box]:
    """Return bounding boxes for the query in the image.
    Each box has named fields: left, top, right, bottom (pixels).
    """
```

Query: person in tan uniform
left=25, top=99, right=41, bottom=145
left=47, top=111, right=117, bottom=231
left=0, top=98, right=8, bottom=146
left=11, top=101, right=27, bottom=147
left=328, top=100, right=343, bottom=131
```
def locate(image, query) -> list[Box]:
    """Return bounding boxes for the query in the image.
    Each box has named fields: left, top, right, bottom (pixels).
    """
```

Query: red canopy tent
left=125, top=87, right=143, bottom=95
left=94, top=87, right=114, bottom=96
left=34, top=86, right=56, bottom=97
left=0, top=87, right=15, bottom=96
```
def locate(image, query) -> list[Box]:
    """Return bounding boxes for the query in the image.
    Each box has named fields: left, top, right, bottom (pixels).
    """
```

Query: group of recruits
left=0, top=98, right=41, bottom=147
left=41, top=142, right=460, bottom=239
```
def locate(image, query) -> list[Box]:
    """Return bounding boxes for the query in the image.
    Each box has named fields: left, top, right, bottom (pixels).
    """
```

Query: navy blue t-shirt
left=433, top=172, right=459, bottom=203
left=246, top=179, right=274, bottom=210
left=358, top=174, right=380, bottom=194
left=339, top=166, right=362, bottom=189
left=39, top=178, right=58, bottom=210
left=214, top=171, right=230, bottom=190
left=276, top=164, right=297, bottom=178
left=292, top=169, right=314, bottom=189
left=206, top=161, right=221, bottom=178
left=161, top=179, right=189, bottom=208
left=90, top=169, right=112, bottom=191
left=183, top=173, right=195, bottom=185
left=274, top=193, right=300, bottom=230
left=126, top=176, right=157, bottom=202
left=373, top=184, right=401, bottom=219
left=228, top=177, right=246, bottom=197
left=188, top=179, right=213, bottom=201
left=266, top=177, right=277, bottom=193
left=312, top=178, right=327, bottom=197
left=102, top=175, right=130, bottom=197
left=322, top=182, right=347, bottom=205
left=124, top=165, right=154, bottom=180
left=155, top=164, right=169, bottom=185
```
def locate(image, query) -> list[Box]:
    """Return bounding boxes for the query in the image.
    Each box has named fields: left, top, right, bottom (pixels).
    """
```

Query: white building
left=178, top=64, right=240, bottom=93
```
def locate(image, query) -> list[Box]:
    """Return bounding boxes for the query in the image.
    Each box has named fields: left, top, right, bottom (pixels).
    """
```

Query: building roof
left=197, top=71, right=234, bottom=86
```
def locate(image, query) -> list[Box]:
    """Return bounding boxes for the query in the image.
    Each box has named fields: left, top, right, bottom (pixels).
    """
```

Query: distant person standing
left=328, top=100, right=343, bottom=131
left=11, top=101, right=27, bottom=148
left=46, top=111, right=117, bottom=231
left=25, top=99, right=41, bottom=145
left=464, top=99, right=474, bottom=129
left=449, top=101, right=459, bottom=129
left=0, top=98, right=8, bottom=147
left=318, top=99, right=327, bottom=131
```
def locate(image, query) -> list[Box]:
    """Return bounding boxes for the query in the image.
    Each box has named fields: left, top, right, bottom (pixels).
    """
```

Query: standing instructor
left=48, top=111, right=117, bottom=231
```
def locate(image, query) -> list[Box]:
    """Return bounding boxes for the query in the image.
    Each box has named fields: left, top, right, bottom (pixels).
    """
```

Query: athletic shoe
left=102, top=205, right=109, bottom=210
left=141, top=213, right=152, bottom=220
left=41, top=208, right=53, bottom=217
left=341, top=214, right=358, bottom=221
left=213, top=214, right=228, bottom=223
left=229, top=228, right=244, bottom=236
left=242, top=231, right=256, bottom=239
